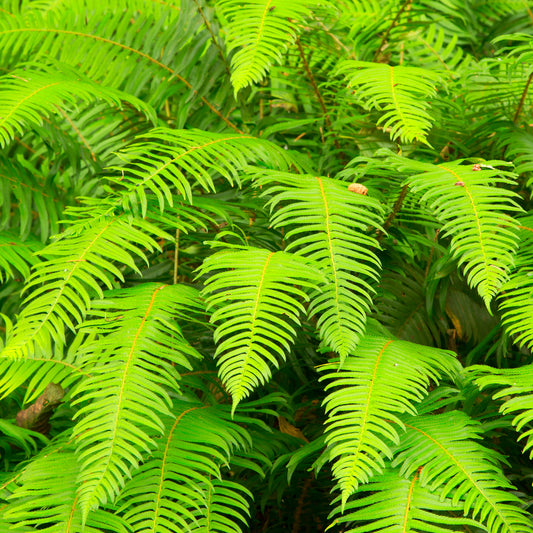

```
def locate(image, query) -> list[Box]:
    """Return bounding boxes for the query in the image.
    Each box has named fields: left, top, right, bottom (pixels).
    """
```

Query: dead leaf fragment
left=348, top=183, right=368, bottom=195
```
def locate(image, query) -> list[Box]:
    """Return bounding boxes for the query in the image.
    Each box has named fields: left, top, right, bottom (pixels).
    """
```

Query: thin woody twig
left=513, top=71, right=533, bottom=124
left=376, top=184, right=409, bottom=241
left=373, top=0, right=411, bottom=62
left=296, top=37, right=345, bottom=160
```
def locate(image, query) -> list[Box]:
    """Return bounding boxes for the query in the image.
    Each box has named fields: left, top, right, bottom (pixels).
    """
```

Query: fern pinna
left=1, top=0, right=533, bottom=532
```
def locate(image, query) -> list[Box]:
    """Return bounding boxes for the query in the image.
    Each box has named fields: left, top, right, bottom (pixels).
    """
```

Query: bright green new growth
left=0, top=0, right=532, bottom=532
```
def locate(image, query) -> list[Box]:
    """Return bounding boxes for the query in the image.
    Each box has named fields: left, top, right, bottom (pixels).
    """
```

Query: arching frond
left=0, top=63, right=155, bottom=149
left=464, top=56, right=533, bottom=122
left=0, top=232, right=43, bottom=282
left=0, top=2, right=237, bottom=129
left=0, top=330, right=89, bottom=401
left=501, top=127, right=533, bottom=186
left=498, top=215, right=533, bottom=349
left=253, top=169, right=384, bottom=360
left=0, top=419, right=46, bottom=464
left=393, top=411, right=533, bottom=533
left=72, top=283, right=204, bottom=519
left=337, top=60, right=442, bottom=144
left=198, top=246, right=324, bottom=408
left=111, top=128, right=295, bottom=215
left=403, top=23, right=468, bottom=76
left=119, top=404, right=251, bottom=533
left=2, top=440, right=130, bottom=532
left=399, top=157, right=522, bottom=308
left=190, top=479, right=252, bottom=533
left=330, top=466, right=483, bottom=532
left=216, top=0, right=320, bottom=93
left=472, top=363, right=533, bottom=458
left=376, top=264, right=442, bottom=346
left=0, top=156, right=62, bottom=240
left=319, top=336, right=458, bottom=506
left=2, top=209, right=164, bottom=358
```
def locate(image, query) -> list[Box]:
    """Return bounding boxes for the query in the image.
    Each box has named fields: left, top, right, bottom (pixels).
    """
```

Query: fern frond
left=0, top=156, right=62, bottom=240
left=472, top=363, right=533, bottom=458
left=216, top=0, right=319, bottom=93
left=0, top=330, right=88, bottom=401
left=399, top=157, right=522, bottom=308
left=35, top=101, right=154, bottom=187
left=2, top=442, right=130, bottom=532
left=376, top=264, right=442, bottom=345
left=72, top=283, right=203, bottom=518
left=464, top=55, right=533, bottom=121
left=404, top=23, right=467, bottom=76
left=330, top=465, right=483, bottom=532
left=119, top=403, right=251, bottom=533
left=319, top=335, right=458, bottom=506
left=253, top=169, right=384, bottom=360
left=190, top=478, right=252, bottom=533
left=0, top=63, right=155, bottom=148
left=0, top=419, right=46, bottom=461
left=198, top=246, right=324, bottom=408
left=337, top=60, right=442, bottom=144
left=393, top=411, right=533, bottom=533
left=0, top=3, right=240, bottom=128
left=111, top=128, right=295, bottom=215
left=1, top=210, right=164, bottom=358
left=498, top=215, right=533, bottom=349
left=500, top=127, right=533, bottom=186
left=0, top=232, right=43, bottom=282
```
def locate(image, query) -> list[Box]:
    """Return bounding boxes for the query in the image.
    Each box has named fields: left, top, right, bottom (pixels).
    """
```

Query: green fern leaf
left=399, top=157, right=522, bottom=308
left=119, top=404, right=251, bottom=533
left=472, top=363, right=533, bottom=458
left=111, top=128, right=295, bottom=215
left=337, top=60, right=442, bottom=144
left=404, top=23, right=468, bottom=76
left=0, top=156, right=62, bottom=241
left=0, top=418, right=46, bottom=460
left=0, top=4, right=238, bottom=129
left=376, top=264, right=442, bottom=345
left=393, top=411, right=533, bottom=533
left=2, top=439, right=130, bottom=532
left=198, top=246, right=325, bottom=408
left=319, top=335, right=458, bottom=506
left=190, top=479, right=252, bottom=533
left=498, top=215, right=533, bottom=349
left=72, top=283, right=203, bottom=519
left=330, top=465, right=482, bottom=532
left=254, top=169, right=384, bottom=360
left=501, top=128, right=533, bottom=187
left=1, top=210, right=163, bottom=358
left=0, top=328, right=89, bottom=401
left=0, top=63, right=155, bottom=148
left=216, top=0, right=320, bottom=93
left=0, top=232, right=43, bottom=282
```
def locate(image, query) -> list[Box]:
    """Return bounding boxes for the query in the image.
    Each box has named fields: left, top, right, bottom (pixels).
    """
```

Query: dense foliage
left=1, top=0, right=533, bottom=531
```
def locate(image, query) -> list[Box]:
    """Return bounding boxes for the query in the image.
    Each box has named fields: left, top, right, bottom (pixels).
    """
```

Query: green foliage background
left=1, top=0, right=533, bottom=531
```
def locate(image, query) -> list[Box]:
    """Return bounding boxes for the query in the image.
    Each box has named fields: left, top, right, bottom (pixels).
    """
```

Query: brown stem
left=373, top=0, right=411, bottom=62
left=291, top=474, right=313, bottom=533
left=513, top=71, right=533, bottom=124
left=56, top=106, right=96, bottom=161
left=377, top=184, right=409, bottom=241
left=521, top=0, right=533, bottom=23
left=295, top=37, right=343, bottom=156
left=193, top=0, right=232, bottom=80
left=193, top=0, right=251, bottom=127
left=312, top=16, right=352, bottom=56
